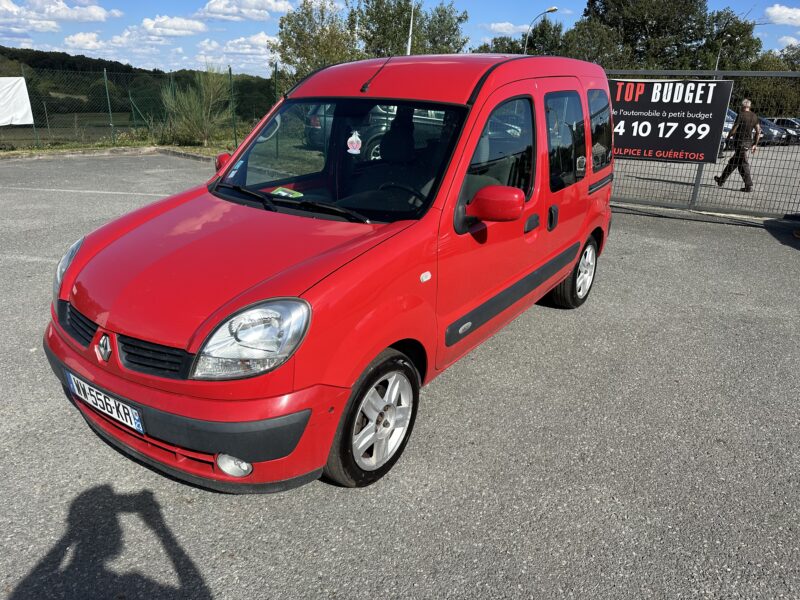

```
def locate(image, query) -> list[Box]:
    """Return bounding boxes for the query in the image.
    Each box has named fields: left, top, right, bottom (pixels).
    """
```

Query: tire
left=324, top=349, right=420, bottom=487
left=549, top=236, right=598, bottom=309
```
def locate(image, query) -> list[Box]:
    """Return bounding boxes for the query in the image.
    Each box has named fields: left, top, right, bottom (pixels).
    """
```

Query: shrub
left=161, top=67, right=230, bottom=146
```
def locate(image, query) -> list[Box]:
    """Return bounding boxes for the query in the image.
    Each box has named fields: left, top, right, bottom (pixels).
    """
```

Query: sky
left=1, top=0, right=799, bottom=76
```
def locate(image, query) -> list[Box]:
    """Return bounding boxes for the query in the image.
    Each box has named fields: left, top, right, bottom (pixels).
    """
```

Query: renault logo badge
left=97, top=334, right=112, bottom=362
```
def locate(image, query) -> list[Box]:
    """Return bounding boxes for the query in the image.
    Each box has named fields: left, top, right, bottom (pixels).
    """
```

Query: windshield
left=213, top=98, right=466, bottom=223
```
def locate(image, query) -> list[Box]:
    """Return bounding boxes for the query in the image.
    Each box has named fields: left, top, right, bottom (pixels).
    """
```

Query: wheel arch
left=389, top=338, right=428, bottom=385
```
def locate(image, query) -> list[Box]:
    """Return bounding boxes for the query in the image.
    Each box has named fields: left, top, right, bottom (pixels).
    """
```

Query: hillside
left=0, top=45, right=159, bottom=75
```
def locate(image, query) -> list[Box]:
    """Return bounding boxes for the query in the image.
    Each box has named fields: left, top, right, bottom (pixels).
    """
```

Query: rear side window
left=545, top=91, right=587, bottom=192
left=458, top=97, right=534, bottom=205
left=587, top=89, right=612, bottom=172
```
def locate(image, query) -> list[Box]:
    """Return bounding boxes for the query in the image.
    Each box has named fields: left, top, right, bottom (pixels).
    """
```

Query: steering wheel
left=378, top=182, right=426, bottom=203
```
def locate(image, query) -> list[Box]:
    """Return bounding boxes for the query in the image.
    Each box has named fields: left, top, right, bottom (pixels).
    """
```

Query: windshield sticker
left=226, top=160, right=244, bottom=180
left=271, top=187, right=304, bottom=198
left=347, top=131, right=362, bottom=155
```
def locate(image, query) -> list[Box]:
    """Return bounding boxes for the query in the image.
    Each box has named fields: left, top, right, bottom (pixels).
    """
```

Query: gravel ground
left=1, top=153, right=799, bottom=599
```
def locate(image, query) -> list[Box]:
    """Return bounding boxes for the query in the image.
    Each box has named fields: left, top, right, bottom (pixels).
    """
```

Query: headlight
left=191, top=299, right=310, bottom=380
left=53, top=237, right=83, bottom=303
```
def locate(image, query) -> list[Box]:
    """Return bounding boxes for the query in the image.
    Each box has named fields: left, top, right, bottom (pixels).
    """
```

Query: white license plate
left=66, top=371, right=145, bottom=434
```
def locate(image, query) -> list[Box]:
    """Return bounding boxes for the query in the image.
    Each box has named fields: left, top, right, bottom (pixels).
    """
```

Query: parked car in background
left=720, top=108, right=737, bottom=152
left=45, top=55, right=613, bottom=493
left=305, top=103, right=445, bottom=161
left=770, top=118, right=800, bottom=144
left=759, top=117, right=789, bottom=146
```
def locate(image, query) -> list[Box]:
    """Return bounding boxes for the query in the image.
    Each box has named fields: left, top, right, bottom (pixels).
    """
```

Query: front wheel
left=549, top=236, right=598, bottom=308
left=324, top=349, right=419, bottom=487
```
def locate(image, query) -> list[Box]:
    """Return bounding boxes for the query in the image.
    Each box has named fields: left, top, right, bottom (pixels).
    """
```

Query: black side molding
left=445, top=242, right=580, bottom=346
left=588, top=173, right=614, bottom=194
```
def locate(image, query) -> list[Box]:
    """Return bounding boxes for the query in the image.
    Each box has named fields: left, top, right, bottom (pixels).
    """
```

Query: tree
left=523, top=18, right=563, bottom=56
left=561, top=18, right=632, bottom=67
left=471, top=19, right=562, bottom=56
left=161, top=68, right=230, bottom=146
left=351, top=0, right=425, bottom=57
left=421, top=2, right=469, bottom=54
left=584, top=0, right=708, bottom=68
left=699, top=9, right=762, bottom=70
left=780, top=44, right=800, bottom=71
left=270, top=0, right=361, bottom=83
left=472, top=36, right=523, bottom=54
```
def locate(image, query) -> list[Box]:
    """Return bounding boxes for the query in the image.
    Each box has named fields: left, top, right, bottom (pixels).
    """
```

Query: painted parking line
left=4, top=186, right=163, bottom=197
left=0, top=254, right=59, bottom=264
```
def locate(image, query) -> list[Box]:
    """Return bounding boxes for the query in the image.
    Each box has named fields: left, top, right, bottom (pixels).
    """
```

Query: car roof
left=287, top=54, right=607, bottom=106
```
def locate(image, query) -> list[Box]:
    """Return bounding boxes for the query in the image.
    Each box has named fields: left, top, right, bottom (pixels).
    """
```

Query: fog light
left=216, top=454, right=253, bottom=478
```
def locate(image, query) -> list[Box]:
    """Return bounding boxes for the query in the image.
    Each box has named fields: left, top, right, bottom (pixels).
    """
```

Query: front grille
left=57, top=300, right=98, bottom=347
left=118, top=335, right=194, bottom=380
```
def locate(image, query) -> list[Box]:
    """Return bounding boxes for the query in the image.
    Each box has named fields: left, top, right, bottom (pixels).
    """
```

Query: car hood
left=70, top=191, right=406, bottom=349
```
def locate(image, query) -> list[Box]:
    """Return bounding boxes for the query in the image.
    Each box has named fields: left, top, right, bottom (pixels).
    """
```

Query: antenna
left=360, top=57, right=392, bottom=93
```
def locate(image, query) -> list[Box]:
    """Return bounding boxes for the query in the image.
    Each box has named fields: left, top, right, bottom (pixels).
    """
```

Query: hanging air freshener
left=347, top=131, right=362, bottom=155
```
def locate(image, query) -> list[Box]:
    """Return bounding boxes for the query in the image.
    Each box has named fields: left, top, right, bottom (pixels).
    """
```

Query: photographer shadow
left=11, top=485, right=212, bottom=600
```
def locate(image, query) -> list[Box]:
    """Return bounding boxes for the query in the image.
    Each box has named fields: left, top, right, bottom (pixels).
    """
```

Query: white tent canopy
left=0, top=77, right=34, bottom=126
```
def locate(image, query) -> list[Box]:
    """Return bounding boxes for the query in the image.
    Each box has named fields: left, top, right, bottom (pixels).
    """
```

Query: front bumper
left=44, top=322, right=350, bottom=493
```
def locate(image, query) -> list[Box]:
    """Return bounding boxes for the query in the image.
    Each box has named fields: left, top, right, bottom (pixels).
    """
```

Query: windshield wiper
left=215, top=182, right=277, bottom=212
left=294, top=200, right=371, bottom=224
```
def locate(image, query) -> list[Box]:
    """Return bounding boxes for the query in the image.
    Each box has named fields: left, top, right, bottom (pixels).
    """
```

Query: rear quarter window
left=587, top=89, right=612, bottom=172
left=544, top=91, right=587, bottom=192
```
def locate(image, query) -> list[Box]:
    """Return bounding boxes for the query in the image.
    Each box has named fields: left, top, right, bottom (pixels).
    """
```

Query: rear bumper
left=44, top=322, right=350, bottom=492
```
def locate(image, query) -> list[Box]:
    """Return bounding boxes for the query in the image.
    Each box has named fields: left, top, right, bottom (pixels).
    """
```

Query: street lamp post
left=714, top=33, right=732, bottom=71
left=523, top=6, right=558, bottom=55
left=406, top=4, right=414, bottom=56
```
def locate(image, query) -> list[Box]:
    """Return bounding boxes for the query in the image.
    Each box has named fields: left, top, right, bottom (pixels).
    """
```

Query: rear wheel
left=324, top=349, right=419, bottom=487
left=550, top=236, right=598, bottom=309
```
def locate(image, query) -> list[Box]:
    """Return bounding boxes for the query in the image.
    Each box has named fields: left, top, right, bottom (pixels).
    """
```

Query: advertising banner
left=609, top=79, right=734, bottom=164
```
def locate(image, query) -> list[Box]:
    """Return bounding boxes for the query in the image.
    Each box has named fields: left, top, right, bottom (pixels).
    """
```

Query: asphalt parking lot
left=1, top=152, right=799, bottom=599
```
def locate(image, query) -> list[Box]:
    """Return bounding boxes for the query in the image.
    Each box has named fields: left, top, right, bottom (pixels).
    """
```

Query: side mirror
left=215, top=152, right=232, bottom=172
left=465, top=185, right=525, bottom=222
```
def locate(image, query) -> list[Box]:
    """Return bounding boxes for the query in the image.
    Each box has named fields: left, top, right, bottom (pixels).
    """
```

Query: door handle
left=524, top=214, right=540, bottom=233
left=547, top=205, right=559, bottom=231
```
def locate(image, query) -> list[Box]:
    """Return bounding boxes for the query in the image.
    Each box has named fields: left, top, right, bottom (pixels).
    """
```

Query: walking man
left=715, top=99, right=761, bottom=192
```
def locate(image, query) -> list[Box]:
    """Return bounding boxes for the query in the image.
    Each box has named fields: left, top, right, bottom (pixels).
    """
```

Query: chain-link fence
left=2, top=65, right=279, bottom=151
left=608, top=69, right=800, bottom=218
left=4, top=65, right=800, bottom=217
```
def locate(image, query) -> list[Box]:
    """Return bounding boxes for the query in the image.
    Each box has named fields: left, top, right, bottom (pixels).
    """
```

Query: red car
left=45, top=55, right=613, bottom=492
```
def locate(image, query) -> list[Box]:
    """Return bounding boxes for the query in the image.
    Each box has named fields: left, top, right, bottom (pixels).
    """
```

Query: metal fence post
left=689, top=164, right=704, bottom=207
left=103, top=68, right=115, bottom=144
left=228, top=65, right=238, bottom=148
left=42, top=100, right=51, bottom=140
left=21, top=64, right=40, bottom=147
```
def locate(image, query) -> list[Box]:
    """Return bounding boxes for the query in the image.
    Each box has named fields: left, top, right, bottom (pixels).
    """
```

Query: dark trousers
left=719, top=146, right=753, bottom=189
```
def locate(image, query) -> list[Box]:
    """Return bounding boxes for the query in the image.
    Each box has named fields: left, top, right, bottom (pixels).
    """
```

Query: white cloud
left=0, top=0, right=120, bottom=35
left=765, top=4, right=800, bottom=26
left=64, top=30, right=103, bottom=49
left=142, top=14, right=207, bottom=37
left=197, top=38, right=220, bottom=52
left=196, top=0, right=291, bottom=21
left=484, top=21, right=529, bottom=35
left=193, top=31, right=278, bottom=74
left=222, top=31, right=276, bottom=55
left=26, top=0, right=121, bottom=21
left=779, top=34, right=799, bottom=46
